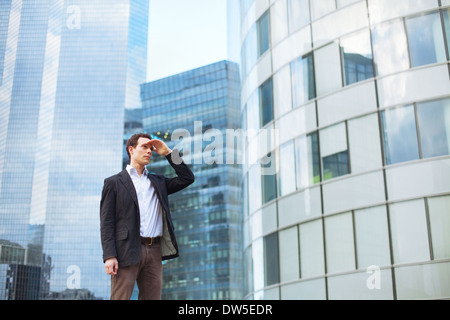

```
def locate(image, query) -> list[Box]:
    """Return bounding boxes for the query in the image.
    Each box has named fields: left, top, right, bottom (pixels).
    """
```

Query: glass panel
left=314, top=41, right=342, bottom=96
left=320, top=122, right=349, bottom=180
left=416, top=98, right=450, bottom=158
left=248, top=164, right=262, bottom=213
left=354, top=206, right=391, bottom=268
left=242, top=24, right=257, bottom=75
left=273, top=65, right=292, bottom=118
left=288, top=0, right=311, bottom=33
left=260, top=78, right=273, bottom=127
left=262, top=169, right=277, bottom=204
left=299, top=219, right=325, bottom=278
left=340, top=30, right=374, bottom=86
left=258, top=11, right=270, bottom=57
left=291, top=53, right=315, bottom=107
left=444, top=9, right=450, bottom=55
left=281, top=278, right=327, bottom=300
left=348, top=113, right=382, bottom=173
left=368, top=0, right=439, bottom=25
left=325, top=212, right=356, bottom=274
left=278, top=140, right=296, bottom=196
left=337, top=0, right=360, bottom=7
left=295, top=132, right=320, bottom=188
left=279, top=226, right=300, bottom=282
left=428, top=196, right=450, bottom=259
left=395, top=262, right=450, bottom=300
left=381, top=105, right=419, bottom=165
left=264, top=232, right=280, bottom=286
left=372, top=19, right=409, bottom=76
left=252, top=238, right=264, bottom=291
left=389, top=199, right=430, bottom=264
left=406, top=11, right=446, bottom=67
left=310, top=0, right=336, bottom=20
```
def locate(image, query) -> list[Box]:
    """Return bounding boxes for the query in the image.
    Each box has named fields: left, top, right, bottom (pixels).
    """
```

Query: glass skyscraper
left=140, top=60, right=243, bottom=299
left=239, top=0, right=450, bottom=299
left=0, top=0, right=149, bottom=299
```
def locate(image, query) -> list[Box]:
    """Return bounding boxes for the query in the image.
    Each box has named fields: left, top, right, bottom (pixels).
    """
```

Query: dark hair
left=126, top=133, right=152, bottom=159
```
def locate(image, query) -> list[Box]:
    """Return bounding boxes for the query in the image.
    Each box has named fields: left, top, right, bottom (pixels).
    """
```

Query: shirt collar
left=126, top=164, right=148, bottom=177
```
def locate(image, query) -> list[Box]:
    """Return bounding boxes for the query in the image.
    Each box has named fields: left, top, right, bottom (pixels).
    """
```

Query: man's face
left=129, top=137, right=153, bottom=166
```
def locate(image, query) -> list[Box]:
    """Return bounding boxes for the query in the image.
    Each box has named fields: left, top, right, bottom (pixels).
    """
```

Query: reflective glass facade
left=0, top=0, right=149, bottom=299
left=141, top=61, right=243, bottom=299
left=240, top=0, right=450, bottom=299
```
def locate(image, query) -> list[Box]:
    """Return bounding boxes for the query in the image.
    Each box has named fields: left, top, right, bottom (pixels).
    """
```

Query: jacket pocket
left=115, top=230, right=128, bottom=241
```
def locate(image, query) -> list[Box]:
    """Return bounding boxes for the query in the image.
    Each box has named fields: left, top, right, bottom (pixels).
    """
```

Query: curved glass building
left=239, top=0, right=450, bottom=299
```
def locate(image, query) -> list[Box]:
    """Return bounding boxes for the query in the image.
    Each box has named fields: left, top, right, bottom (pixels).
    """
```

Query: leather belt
left=140, top=236, right=160, bottom=246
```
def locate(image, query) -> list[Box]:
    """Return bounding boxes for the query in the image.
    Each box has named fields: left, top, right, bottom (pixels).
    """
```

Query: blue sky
left=147, top=0, right=228, bottom=81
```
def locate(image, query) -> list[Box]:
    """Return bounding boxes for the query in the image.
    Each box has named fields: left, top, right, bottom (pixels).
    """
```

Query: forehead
left=137, top=137, right=151, bottom=146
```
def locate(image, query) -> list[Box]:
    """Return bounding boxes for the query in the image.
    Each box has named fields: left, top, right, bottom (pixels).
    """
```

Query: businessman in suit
left=100, top=133, right=194, bottom=300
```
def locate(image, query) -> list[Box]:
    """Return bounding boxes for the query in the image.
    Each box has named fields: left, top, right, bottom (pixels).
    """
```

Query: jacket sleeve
left=164, top=149, right=195, bottom=195
left=100, top=178, right=117, bottom=262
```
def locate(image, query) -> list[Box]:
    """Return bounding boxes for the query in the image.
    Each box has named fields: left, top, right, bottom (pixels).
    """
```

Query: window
left=299, top=219, right=325, bottom=278
left=389, top=200, right=430, bottom=264
left=258, top=11, right=270, bottom=57
left=259, top=77, right=273, bottom=127
left=354, top=206, right=391, bottom=268
left=372, top=19, right=409, bottom=76
left=340, top=30, right=374, bottom=86
left=288, top=0, right=311, bottom=33
left=279, top=226, right=299, bottom=282
left=325, top=212, right=355, bottom=273
left=416, top=98, right=450, bottom=158
left=264, top=232, right=279, bottom=286
left=428, top=195, right=450, bottom=259
left=295, top=132, right=320, bottom=188
left=320, top=122, right=349, bottom=181
left=291, top=53, right=315, bottom=107
left=278, top=140, right=296, bottom=196
left=381, top=105, right=419, bottom=165
left=262, top=169, right=277, bottom=203
left=406, top=11, right=446, bottom=68
left=444, top=9, right=450, bottom=56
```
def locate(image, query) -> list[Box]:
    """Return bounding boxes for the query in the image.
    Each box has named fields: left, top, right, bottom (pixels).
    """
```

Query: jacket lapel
left=118, top=170, right=139, bottom=208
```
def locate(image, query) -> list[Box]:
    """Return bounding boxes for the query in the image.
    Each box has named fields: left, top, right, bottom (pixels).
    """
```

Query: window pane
left=314, top=41, right=342, bottom=96
left=299, top=219, right=325, bottom=278
left=264, top=232, right=280, bottom=286
left=348, top=113, right=382, bottom=173
left=341, top=30, right=374, bottom=85
left=262, top=170, right=277, bottom=204
left=406, top=11, right=446, bottom=67
left=320, top=122, right=349, bottom=180
left=389, top=199, right=430, bottom=264
left=381, top=105, right=419, bottom=165
left=354, top=206, right=391, bottom=268
left=295, top=133, right=320, bottom=188
left=258, top=11, right=270, bottom=56
left=288, top=0, right=311, bottom=33
left=444, top=9, right=450, bottom=54
left=279, top=226, right=299, bottom=282
left=428, top=196, right=450, bottom=259
left=279, top=140, right=296, bottom=196
left=325, top=212, right=355, bottom=273
left=416, top=98, right=450, bottom=158
left=291, top=53, right=315, bottom=107
left=372, top=19, right=409, bottom=76
left=242, top=24, right=257, bottom=75
left=260, top=78, right=273, bottom=127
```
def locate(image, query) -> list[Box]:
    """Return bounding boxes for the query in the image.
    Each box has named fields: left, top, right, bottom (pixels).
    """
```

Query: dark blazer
left=100, top=150, right=194, bottom=267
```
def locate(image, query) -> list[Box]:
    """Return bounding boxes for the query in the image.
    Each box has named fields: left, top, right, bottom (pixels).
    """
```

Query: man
left=100, top=133, right=194, bottom=300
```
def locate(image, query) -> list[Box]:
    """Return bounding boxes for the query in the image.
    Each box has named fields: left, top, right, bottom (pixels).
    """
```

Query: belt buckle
left=145, top=237, right=153, bottom=246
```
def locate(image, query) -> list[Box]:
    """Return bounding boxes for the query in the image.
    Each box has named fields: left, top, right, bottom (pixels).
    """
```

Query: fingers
left=105, top=259, right=118, bottom=275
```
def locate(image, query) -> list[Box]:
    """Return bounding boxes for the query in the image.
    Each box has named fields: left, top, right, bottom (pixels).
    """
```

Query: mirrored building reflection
left=140, top=61, right=243, bottom=299
left=238, top=0, right=450, bottom=299
left=0, top=0, right=149, bottom=299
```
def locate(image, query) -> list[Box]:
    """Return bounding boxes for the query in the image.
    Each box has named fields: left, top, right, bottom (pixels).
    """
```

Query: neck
left=129, top=162, right=145, bottom=177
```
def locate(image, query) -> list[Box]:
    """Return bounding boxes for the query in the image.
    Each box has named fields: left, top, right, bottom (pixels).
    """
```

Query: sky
left=147, top=0, right=229, bottom=81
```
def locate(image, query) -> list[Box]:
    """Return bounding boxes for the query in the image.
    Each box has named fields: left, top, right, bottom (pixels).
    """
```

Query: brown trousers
left=110, top=243, right=162, bottom=300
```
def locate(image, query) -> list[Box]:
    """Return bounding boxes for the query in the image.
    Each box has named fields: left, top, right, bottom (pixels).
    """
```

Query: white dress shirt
left=126, top=165, right=163, bottom=238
